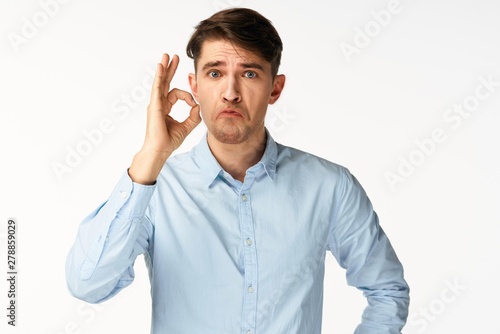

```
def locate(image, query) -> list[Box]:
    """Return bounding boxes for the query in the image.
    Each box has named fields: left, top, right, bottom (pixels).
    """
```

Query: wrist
left=129, top=149, right=170, bottom=185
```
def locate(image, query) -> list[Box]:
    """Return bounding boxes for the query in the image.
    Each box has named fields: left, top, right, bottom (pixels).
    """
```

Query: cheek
left=196, top=89, right=219, bottom=119
left=197, top=84, right=219, bottom=102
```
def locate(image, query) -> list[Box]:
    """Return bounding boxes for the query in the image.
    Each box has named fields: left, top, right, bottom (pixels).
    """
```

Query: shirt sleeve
left=65, top=170, right=156, bottom=304
left=327, top=168, right=410, bottom=334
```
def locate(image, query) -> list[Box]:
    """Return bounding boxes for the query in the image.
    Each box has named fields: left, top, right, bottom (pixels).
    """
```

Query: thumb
left=180, top=104, right=202, bottom=135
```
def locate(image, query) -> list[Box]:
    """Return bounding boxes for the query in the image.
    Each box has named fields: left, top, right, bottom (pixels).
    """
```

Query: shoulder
left=165, top=150, right=193, bottom=167
left=158, top=148, right=198, bottom=180
left=275, top=142, right=348, bottom=179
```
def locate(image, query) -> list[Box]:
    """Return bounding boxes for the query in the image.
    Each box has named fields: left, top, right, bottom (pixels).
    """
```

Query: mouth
left=217, top=108, right=243, bottom=118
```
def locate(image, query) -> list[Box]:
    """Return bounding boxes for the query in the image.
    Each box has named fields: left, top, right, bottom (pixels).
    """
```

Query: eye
left=244, top=71, right=257, bottom=79
left=208, top=71, right=220, bottom=78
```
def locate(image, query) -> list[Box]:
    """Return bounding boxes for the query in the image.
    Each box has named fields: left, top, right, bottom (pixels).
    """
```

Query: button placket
left=239, top=178, right=258, bottom=334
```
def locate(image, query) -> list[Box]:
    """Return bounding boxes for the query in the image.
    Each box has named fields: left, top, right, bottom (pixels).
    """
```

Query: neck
left=207, top=129, right=267, bottom=182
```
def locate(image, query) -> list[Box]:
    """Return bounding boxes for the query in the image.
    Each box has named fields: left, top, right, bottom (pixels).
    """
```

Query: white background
left=1, top=0, right=499, bottom=333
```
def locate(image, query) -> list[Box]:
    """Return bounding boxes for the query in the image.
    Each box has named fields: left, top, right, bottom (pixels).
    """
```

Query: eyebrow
left=241, top=62, right=265, bottom=71
left=201, top=60, right=265, bottom=71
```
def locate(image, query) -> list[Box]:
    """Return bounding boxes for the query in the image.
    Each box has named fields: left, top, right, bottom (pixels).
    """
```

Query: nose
left=222, top=77, right=241, bottom=103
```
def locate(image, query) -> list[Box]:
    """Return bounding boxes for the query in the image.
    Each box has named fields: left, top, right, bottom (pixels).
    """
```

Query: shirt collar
left=193, top=128, right=278, bottom=188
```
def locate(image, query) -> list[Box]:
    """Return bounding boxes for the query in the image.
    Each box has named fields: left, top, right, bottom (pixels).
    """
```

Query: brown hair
left=186, top=8, right=283, bottom=77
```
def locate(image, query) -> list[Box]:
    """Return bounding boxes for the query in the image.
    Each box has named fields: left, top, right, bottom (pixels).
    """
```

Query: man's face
left=189, top=39, right=285, bottom=145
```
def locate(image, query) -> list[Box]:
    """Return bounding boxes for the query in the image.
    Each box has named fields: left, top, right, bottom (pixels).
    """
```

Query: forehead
left=197, top=39, right=270, bottom=70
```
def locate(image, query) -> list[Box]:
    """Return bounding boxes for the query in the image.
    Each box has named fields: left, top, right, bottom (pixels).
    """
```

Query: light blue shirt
left=66, top=131, right=409, bottom=333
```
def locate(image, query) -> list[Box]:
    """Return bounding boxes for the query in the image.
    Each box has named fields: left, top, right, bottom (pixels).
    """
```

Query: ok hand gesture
left=129, top=54, right=201, bottom=184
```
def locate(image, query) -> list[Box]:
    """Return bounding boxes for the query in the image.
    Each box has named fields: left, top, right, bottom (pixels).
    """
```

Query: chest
left=152, top=178, right=333, bottom=275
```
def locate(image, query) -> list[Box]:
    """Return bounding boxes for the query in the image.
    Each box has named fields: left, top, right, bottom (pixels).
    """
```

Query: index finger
left=166, top=88, right=198, bottom=110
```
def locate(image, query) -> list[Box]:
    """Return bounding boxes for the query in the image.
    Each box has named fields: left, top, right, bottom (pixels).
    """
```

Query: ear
left=188, top=73, right=198, bottom=100
left=269, top=74, right=286, bottom=105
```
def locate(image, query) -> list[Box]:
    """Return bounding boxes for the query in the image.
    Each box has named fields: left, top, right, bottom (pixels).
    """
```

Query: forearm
left=346, top=224, right=409, bottom=333
left=65, top=171, right=155, bottom=303
left=353, top=231, right=409, bottom=333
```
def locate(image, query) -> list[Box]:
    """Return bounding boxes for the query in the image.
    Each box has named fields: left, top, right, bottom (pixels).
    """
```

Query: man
left=66, top=7, right=409, bottom=334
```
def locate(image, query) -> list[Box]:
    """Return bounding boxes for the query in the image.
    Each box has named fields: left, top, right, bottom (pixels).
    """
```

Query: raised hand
left=129, top=54, right=201, bottom=184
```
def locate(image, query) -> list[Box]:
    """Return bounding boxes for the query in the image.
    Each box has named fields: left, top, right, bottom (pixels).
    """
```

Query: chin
left=210, top=125, right=251, bottom=144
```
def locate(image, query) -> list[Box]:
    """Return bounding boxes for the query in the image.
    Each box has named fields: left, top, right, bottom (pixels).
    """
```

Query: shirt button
left=246, top=238, right=253, bottom=246
left=248, top=285, right=255, bottom=293
left=120, top=191, right=127, bottom=199
left=242, top=194, right=248, bottom=202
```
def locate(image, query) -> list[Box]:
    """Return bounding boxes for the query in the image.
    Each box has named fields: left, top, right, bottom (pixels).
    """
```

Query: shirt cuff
left=111, top=169, right=157, bottom=219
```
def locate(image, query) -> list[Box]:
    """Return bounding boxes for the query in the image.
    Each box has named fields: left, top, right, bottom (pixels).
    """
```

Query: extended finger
left=160, top=53, right=170, bottom=69
left=150, top=61, right=164, bottom=103
left=164, top=54, right=180, bottom=88
left=160, top=53, right=171, bottom=98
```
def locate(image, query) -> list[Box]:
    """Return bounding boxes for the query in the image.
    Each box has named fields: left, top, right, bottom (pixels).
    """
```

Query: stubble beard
left=209, top=122, right=254, bottom=145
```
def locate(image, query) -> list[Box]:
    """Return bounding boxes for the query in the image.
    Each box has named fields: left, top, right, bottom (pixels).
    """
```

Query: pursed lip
left=216, top=108, right=244, bottom=118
